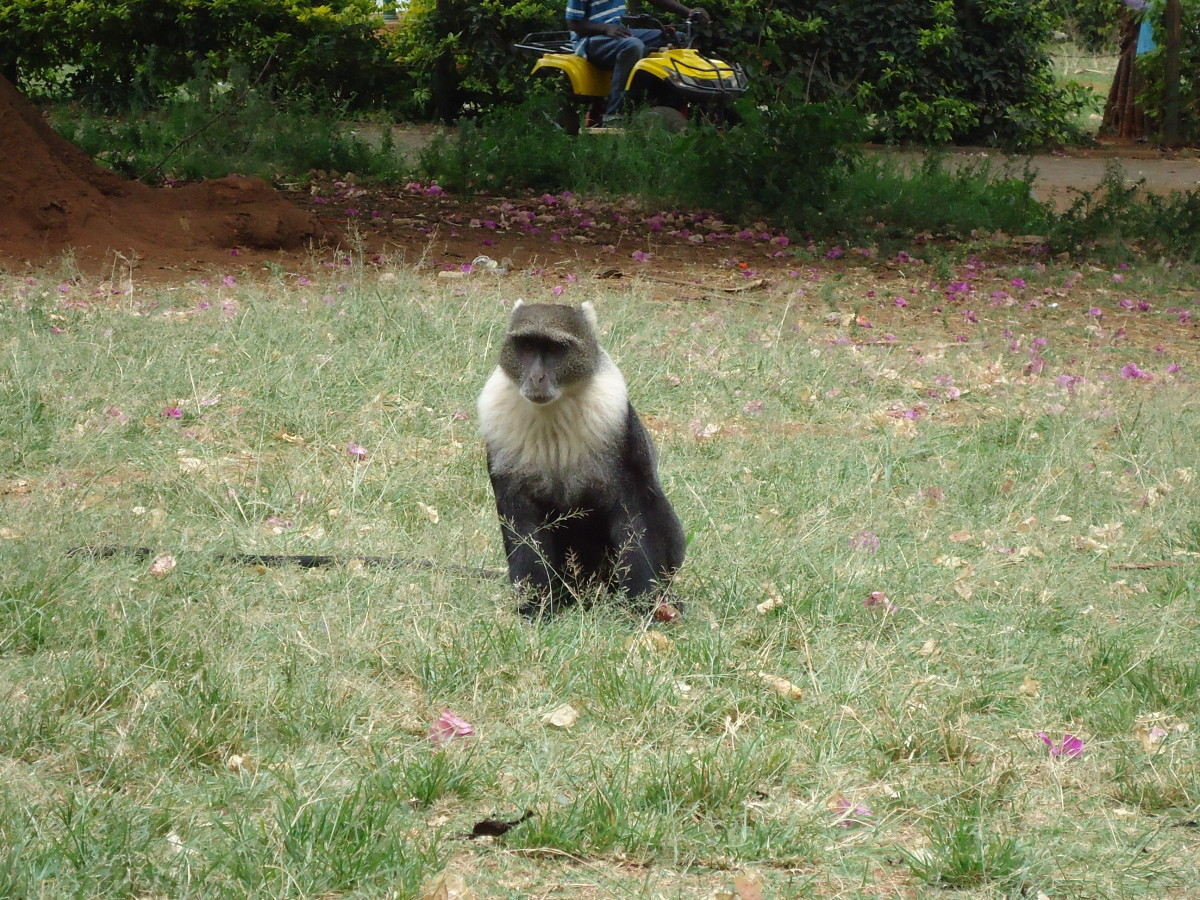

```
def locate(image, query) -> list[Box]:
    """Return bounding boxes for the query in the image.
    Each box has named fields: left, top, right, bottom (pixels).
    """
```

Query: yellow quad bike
left=515, top=14, right=748, bottom=133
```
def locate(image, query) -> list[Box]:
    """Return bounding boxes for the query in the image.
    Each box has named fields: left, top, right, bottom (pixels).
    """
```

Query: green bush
left=51, top=68, right=407, bottom=183
left=716, top=0, right=1095, bottom=148
left=416, top=89, right=864, bottom=226
left=7, top=0, right=1101, bottom=147
left=1, top=0, right=401, bottom=109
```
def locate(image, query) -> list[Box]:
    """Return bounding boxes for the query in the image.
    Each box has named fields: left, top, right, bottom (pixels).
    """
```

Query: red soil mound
left=0, top=76, right=333, bottom=271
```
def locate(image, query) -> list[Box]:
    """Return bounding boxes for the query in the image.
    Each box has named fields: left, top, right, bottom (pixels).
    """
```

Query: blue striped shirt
left=565, top=0, right=626, bottom=54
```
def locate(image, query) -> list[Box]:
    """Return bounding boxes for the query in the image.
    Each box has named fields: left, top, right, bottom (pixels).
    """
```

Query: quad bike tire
left=534, top=70, right=583, bottom=135
left=641, top=105, right=688, bottom=133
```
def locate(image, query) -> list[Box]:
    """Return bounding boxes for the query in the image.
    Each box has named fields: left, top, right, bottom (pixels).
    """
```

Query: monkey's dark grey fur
left=478, top=300, right=685, bottom=618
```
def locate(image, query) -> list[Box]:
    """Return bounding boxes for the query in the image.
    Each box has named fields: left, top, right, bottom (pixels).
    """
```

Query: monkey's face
left=508, top=334, right=571, bottom=404
left=499, top=304, right=601, bottom=405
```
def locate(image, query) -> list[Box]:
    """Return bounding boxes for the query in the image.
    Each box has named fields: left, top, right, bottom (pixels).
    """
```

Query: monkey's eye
left=515, top=337, right=569, bottom=357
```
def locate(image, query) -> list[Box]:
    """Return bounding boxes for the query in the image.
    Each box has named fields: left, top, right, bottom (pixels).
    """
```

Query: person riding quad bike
left=516, top=6, right=747, bottom=132
left=565, top=0, right=709, bottom=126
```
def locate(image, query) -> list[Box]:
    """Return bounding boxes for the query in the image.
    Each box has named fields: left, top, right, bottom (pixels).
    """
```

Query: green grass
left=1, top=253, right=1199, bottom=898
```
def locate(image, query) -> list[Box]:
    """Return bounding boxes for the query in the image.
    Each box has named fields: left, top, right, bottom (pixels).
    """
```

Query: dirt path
left=873, top=144, right=1200, bottom=211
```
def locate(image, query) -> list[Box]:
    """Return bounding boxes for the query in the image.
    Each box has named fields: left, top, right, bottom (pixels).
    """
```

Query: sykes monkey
left=478, top=301, right=684, bottom=617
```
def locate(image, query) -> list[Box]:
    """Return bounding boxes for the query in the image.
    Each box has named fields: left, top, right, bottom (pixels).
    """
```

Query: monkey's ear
left=581, top=301, right=598, bottom=331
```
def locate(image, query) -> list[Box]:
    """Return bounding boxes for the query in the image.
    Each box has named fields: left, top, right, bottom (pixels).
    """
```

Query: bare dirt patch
left=0, top=76, right=332, bottom=276
left=3, top=84, right=1199, bottom=282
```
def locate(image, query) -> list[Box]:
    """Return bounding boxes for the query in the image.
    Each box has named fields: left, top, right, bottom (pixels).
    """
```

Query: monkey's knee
left=514, top=583, right=574, bottom=621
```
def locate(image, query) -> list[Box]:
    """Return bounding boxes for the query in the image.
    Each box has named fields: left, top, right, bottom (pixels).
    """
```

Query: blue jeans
left=582, top=28, right=666, bottom=117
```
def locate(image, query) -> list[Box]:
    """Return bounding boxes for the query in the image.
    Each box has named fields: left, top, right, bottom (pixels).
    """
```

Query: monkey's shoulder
left=478, top=356, right=629, bottom=474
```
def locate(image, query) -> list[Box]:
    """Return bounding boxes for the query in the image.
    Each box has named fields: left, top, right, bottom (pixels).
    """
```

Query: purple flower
left=849, top=530, right=880, bottom=552
left=863, top=591, right=897, bottom=613
left=347, top=441, right=368, bottom=460
left=826, top=246, right=844, bottom=260
left=161, top=406, right=183, bottom=419
left=1121, top=363, right=1152, bottom=380
left=832, top=796, right=873, bottom=827
left=1038, top=732, right=1084, bottom=759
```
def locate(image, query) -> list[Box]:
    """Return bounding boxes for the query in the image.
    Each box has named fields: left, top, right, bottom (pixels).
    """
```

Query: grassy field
left=1, top=250, right=1198, bottom=899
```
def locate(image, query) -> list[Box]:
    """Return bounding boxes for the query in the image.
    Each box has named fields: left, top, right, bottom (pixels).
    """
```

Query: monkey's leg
left=494, top=495, right=574, bottom=618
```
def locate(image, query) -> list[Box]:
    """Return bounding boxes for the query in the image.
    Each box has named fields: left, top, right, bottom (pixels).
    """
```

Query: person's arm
left=646, top=0, right=710, bottom=24
left=567, top=17, right=632, bottom=37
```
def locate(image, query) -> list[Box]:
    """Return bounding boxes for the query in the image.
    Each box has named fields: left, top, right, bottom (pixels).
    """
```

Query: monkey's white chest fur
left=478, top=352, right=628, bottom=500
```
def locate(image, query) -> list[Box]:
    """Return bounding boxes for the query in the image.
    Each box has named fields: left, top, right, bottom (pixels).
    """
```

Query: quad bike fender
left=630, top=49, right=747, bottom=99
left=532, top=54, right=611, bottom=100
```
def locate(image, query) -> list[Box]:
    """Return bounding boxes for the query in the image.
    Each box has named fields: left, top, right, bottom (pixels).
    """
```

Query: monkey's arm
left=490, top=478, right=562, bottom=591
left=610, top=408, right=687, bottom=601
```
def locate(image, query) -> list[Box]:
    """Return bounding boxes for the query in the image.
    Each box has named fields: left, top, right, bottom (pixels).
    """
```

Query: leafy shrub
left=1062, top=0, right=1122, bottom=50
left=0, top=0, right=401, bottom=109
left=716, top=0, right=1095, bottom=149
left=51, top=68, right=406, bottom=183
left=6, top=0, right=1100, bottom=147
left=828, top=153, right=1046, bottom=240
left=1047, top=165, right=1200, bottom=264
left=385, top=0, right=562, bottom=121
left=418, top=90, right=863, bottom=228
left=671, top=94, right=864, bottom=228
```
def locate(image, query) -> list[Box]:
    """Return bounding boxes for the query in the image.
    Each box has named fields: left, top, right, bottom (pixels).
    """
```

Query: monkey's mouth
left=522, top=389, right=560, bottom=405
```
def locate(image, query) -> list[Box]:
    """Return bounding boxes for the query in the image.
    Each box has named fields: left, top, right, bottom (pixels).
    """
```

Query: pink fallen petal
left=832, top=795, right=873, bottom=827
left=1060, top=734, right=1085, bottom=758
left=1038, top=731, right=1084, bottom=759
left=429, top=711, right=474, bottom=744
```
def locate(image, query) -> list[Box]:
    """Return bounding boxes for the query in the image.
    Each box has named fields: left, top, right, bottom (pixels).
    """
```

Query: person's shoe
left=598, top=114, right=627, bottom=128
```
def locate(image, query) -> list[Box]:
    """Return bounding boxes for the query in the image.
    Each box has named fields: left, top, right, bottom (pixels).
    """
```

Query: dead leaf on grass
left=625, top=631, right=674, bottom=654
left=756, top=582, right=784, bottom=615
left=1134, top=713, right=1189, bottom=753
left=758, top=672, right=803, bottom=701
left=543, top=703, right=579, bottom=729
left=149, top=553, right=177, bottom=577
left=421, top=871, right=474, bottom=900
left=915, top=638, right=941, bottom=659
left=731, top=872, right=765, bottom=900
